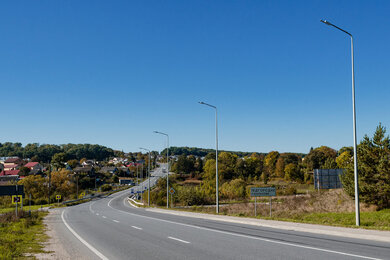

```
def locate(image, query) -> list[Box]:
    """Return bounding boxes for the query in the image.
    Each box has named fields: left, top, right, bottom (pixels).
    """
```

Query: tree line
left=0, top=143, right=115, bottom=162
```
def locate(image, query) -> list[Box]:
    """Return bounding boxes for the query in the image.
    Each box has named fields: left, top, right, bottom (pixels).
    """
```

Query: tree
left=275, top=157, right=285, bottom=177
left=51, top=169, right=75, bottom=198
left=19, top=166, right=31, bottom=176
left=218, top=152, right=238, bottom=180
left=336, top=151, right=352, bottom=169
left=264, top=151, right=280, bottom=176
left=284, top=163, right=302, bottom=182
left=321, top=158, right=338, bottom=169
left=304, top=146, right=337, bottom=171
left=18, top=175, right=48, bottom=199
left=51, top=152, right=67, bottom=169
left=340, top=123, right=390, bottom=208
left=67, top=159, right=79, bottom=169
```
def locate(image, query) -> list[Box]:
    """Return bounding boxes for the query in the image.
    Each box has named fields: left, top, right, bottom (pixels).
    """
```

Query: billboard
left=314, top=169, right=343, bottom=189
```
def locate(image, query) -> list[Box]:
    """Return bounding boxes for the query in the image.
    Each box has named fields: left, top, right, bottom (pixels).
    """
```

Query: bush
left=178, top=187, right=210, bottom=206
left=221, top=179, right=247, bottom=200
left=100, top=184, right=113, bottom=192
left=35, top=198, right=48, bottom=205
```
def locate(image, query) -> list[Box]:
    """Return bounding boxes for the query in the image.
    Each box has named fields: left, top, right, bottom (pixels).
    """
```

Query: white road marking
left=61, top=210, right=109, bottom=260
left=131, top=226, right=143, bottom=230
left=168, top=236, right=190, bottom=244
left=96, top=213, right=99, bottom=216
left=113, top=220, right=120, bottom=223
left=111, top=198, right=381, bottom=260
left=102, top=216, right=107, bottom=219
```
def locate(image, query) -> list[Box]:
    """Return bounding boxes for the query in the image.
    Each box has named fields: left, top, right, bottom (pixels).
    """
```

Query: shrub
left=100, top=184, right=112, bottom=192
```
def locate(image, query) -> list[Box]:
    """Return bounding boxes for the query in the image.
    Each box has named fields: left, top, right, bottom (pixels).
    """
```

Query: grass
left=283, top=209, right=390, bottom=230
left=0, top=210, right=49, bottom=259
left=0, top=204, right=50, bottom=214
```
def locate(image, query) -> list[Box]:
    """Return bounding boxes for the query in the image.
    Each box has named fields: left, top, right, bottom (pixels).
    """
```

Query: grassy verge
left=0, top=204, right=50, bottom=214
left=0, top=210, right=49, bottom=259
left=279, top=209, right=390, bottom=230
left=163, top=205, right=390, bottom=231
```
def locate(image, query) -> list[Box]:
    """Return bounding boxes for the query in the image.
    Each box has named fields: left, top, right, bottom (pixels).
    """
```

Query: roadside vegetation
left=145, top=123, right=390, bottom=230
left=0, top=210, right=49, bottom=259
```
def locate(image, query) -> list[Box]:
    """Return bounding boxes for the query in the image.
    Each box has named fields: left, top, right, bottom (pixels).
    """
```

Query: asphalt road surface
left=56, top=165, right=390, bottom=260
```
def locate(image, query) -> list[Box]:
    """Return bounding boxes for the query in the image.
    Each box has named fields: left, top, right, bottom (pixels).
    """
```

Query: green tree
left=218, top=152, right=238, bottom=180
left=284, top=163, right=302, bottom=182
left=336, top=151, right=352, bottom=169
left=304, top=146, right=337, bottom=171
left=340, top=123, right=390, bottom=208
left=51, top=152, right=67, bottom=169
left=18, top=166, right=31, bottom=176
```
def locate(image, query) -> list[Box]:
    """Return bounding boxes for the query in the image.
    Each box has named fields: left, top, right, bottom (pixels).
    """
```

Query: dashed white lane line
left=112, top=197, right=381, bottom=260
left=96, top=213, right=99, bottom=216
left=113, top=220, right=120, bottom=223
left=131, top=226, right=143, bottom=230
left=61, top=210, right=109, bottom=260
left=168, top=236, right=190, bottom=244
left=102, top=216, right=107, bottom=219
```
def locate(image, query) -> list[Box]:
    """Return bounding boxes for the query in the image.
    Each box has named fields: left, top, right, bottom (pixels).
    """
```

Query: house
left=4, top=157, right=24, bottom=167
left=24, top=162, right=43, bottom=172
left=73, top=166, right=95, bottom=175
left=0, top=170, right=20, bottom=176
left=82, top=160, right=97, bottom=167
left=100, top=166, right=118, bottom=174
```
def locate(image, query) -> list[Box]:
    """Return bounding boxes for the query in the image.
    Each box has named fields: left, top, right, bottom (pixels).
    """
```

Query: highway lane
left=57, top=170, right=390, bottom=260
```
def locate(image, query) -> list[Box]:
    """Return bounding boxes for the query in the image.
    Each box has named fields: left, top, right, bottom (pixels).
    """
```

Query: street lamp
left=198, top=101, right=219, bottom=214
left=321, top=19, right=360, bottom=226
left=140, top=147, right=151, bottom=207
left=153, top=131, right=170, bottom=208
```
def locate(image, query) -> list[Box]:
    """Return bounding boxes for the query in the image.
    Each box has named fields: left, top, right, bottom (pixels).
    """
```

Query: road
left=55, top=165, right=390, bottom=260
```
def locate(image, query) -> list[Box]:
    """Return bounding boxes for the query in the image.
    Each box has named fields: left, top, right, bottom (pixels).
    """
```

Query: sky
left=1, top=0, right=390, bottom=154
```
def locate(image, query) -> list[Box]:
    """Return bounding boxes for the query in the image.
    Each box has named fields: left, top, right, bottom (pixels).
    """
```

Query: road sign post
left=250, top=187, right=276, bottom=217
left=12, top=195, right=22, bottom=217
left=56, top=195, right=61, bottom=206
left=254, top=196, right=257, bottom=217
left=169, top=188, right=175, bottom=208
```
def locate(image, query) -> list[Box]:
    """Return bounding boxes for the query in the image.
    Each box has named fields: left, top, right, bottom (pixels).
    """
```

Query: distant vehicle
left=162, top=169, right=167, bottom=173
left=119, top=179, right=134, bottom=185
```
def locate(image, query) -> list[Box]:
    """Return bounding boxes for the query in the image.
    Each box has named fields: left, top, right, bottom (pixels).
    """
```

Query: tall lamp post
left=198, top=101, right=219, bottom=214
left=321, top=19, right=360, bottom=226
left=140, top=147, right=151, bottom=207
left=153, top=131, right=170, bottom=208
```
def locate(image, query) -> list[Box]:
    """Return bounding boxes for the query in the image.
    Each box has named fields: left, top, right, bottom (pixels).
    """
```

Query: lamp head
left=320, top=19, right=331, bottom=25
left=198, top=101, right=205, bottom=104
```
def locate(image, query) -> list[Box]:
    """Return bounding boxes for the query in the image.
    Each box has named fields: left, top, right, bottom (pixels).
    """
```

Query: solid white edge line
left=168, top=236, right=190, bottom=244
left=109, top=197, right=382, bottom=260
left=61, top=210, right=109, bottom=260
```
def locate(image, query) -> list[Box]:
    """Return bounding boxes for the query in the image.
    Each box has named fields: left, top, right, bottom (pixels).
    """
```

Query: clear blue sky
left=1, top=0, right=389, bottom=154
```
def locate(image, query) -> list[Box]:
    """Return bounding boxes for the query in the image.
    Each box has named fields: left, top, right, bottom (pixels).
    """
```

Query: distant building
left=73, top=166, right=95, bottom=175
left=24, top=162, right=43, bottom=172
left=100, top=166, right=118, bottom=174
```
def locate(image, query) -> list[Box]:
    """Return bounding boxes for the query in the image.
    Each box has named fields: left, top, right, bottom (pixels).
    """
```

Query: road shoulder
left=146, top=207, right=390, bottom=243
left=35, top=208, right=94, bottom=260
